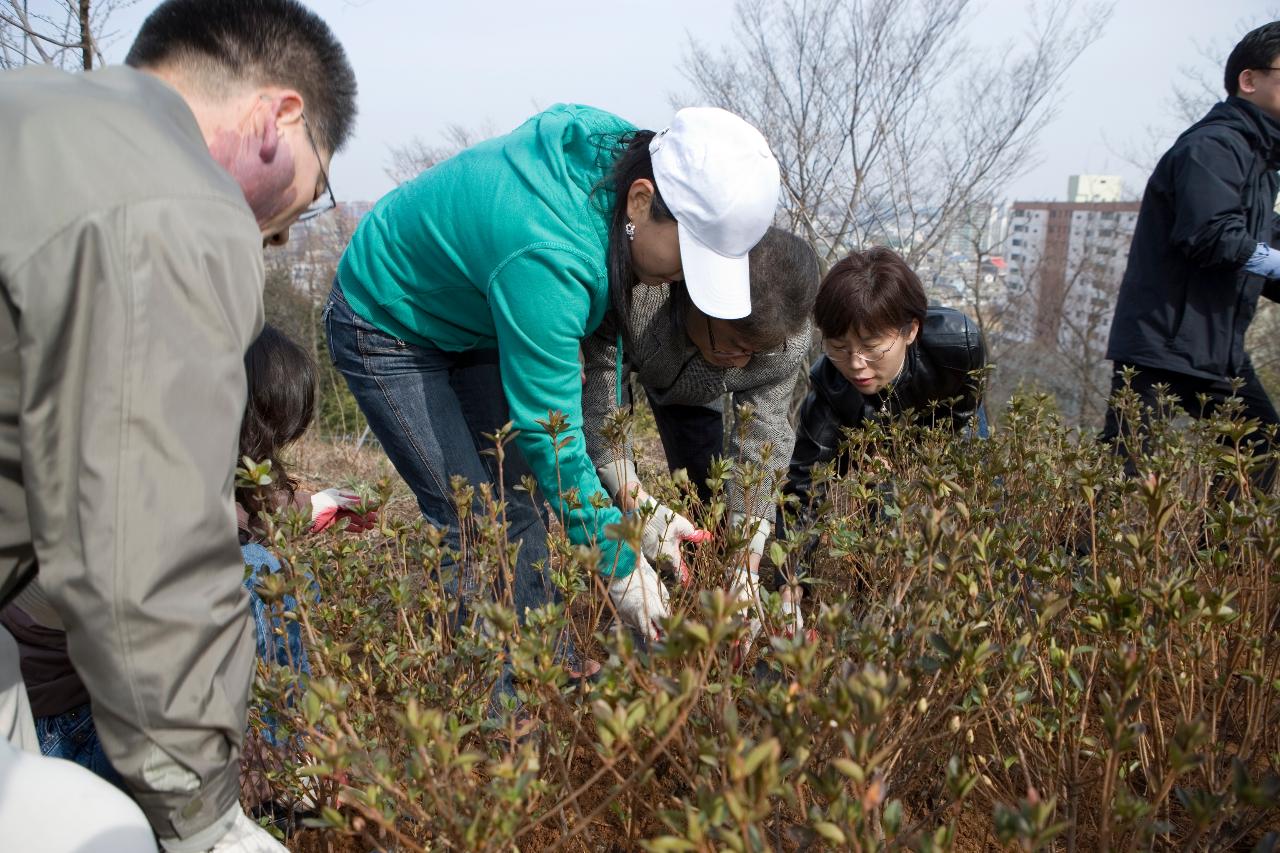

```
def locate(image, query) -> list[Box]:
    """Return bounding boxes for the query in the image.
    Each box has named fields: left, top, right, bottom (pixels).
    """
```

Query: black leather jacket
left=785, top=306, right=986, bottom=512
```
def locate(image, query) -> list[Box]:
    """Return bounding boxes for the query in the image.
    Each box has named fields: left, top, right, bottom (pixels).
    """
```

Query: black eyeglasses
left=297, top=113, right=336, bottom=222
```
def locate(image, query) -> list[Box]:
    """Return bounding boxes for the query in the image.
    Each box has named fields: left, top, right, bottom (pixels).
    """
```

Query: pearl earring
left=625, top=221, right=636, bottom=241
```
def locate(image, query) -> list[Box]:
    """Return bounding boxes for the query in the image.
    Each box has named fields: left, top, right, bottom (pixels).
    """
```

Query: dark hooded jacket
left=1107, top=96, right=1280, bottom=380
left=784, top=306, right=985, bottom=513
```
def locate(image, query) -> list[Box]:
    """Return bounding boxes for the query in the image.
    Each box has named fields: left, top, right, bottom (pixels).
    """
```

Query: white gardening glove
left=639, top=496, right=697, bottom=580
left=727, top=566, right=763, bottom=650
left=161, top=805, right=286, bottom=853
left=729, top=512, right=772, bottom=559
left=780, top=585, right=804, bottom=639
left=607, top=557, right=670, bottom=641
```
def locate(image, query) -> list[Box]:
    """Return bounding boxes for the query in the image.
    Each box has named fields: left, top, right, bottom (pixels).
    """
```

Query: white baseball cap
left=650, top=107, right=780, bottom=319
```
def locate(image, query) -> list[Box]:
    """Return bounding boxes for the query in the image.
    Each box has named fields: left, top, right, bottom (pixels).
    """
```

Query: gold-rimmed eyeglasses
left=823, top=327, right=904, bottom=364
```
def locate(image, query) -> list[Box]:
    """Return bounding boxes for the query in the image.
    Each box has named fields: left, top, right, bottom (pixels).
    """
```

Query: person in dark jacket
left=786, top=248, right=987, bottom=515
left=775, top=248, right=986, bottom=633
left=1103, top=21, right=1280, bottom=483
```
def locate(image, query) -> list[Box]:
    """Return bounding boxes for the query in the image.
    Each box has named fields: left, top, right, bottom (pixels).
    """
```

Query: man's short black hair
left=1224, top=21, right=1280, bottom=96
left=125, top=0, right=356, bottom=155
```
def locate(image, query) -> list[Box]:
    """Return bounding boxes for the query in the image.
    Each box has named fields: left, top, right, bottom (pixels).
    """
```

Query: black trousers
left=1100, top=361, right=1279, bottom=490
left=647, top=397, right=723, bottom=503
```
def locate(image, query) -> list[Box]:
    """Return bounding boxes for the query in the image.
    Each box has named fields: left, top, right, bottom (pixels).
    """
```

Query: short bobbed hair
left=814, top=247, right=927, bottom=341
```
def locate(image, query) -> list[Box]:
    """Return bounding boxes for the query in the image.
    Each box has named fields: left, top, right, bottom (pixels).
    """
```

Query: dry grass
left=290, top=432, right=418, bottom=524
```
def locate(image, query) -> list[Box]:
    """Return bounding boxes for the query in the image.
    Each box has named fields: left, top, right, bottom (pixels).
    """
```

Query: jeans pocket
left=356, top=324, right=409, bottom=357
left=38, top=703, right=94, bottom=758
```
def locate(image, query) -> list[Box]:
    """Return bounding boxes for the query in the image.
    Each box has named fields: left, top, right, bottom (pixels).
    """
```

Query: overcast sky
left=96, top=0, right=1274, bottom=206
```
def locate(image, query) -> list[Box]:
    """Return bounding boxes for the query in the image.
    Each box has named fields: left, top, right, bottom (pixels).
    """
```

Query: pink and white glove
left=309, top=488, right=377, bottom=533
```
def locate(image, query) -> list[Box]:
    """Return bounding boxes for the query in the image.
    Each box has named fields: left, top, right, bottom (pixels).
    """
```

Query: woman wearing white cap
left=325, top=104, right=780, bottom=642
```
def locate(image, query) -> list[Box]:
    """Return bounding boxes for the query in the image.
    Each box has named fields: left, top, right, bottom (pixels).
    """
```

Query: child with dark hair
left=0, top=324, right=372, bottom=791
left=236, top=324, right=374, bottom=542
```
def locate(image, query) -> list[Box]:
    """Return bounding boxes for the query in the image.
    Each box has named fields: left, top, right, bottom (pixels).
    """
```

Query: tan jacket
left=0, top=65, right=264, bottom=843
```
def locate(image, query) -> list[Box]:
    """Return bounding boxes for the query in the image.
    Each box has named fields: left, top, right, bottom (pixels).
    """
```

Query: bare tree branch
left=680, top=0, right=1113, bottom=277
left=0, top=0, right=133, bottom=70
left=384, top=122, right=499, bottom=186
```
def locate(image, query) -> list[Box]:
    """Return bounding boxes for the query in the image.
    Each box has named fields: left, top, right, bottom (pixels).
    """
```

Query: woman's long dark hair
left=595, top=130, right=675, bottom=351
left=237, top=323, right=317, bottom=513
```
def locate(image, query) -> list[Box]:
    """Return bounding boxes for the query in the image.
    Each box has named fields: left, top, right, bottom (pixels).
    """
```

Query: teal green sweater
left=337, top=104, right=638, bottom=576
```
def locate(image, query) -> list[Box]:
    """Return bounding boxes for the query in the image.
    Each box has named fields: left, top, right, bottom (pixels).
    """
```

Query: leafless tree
left=943, top=206, right=1017, bottom=341
left=938, top=205, right=1037, bottom=414
left=0, top=0, right=132, bottom=70
left=986, top=216, right=1129, bottom=426
left=680, top=0, right=1113, bottom=272
left=1053, top=247, right=1124, bottom=425
left=385, top=122, right=497, bottom=185
left=1107, top=6, right=1280, bottom=176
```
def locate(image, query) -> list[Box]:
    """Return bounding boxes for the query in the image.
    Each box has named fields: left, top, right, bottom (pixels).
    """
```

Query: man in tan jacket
left=0, top=1, right=356, bottom=849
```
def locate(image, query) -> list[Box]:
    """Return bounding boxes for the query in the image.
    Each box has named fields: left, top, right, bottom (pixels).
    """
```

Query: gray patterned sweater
left=581, top=283, right=812, bottom=521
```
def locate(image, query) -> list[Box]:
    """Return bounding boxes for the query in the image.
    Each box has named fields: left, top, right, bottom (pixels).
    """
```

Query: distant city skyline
left=94, top=0, right=1274, bottom=206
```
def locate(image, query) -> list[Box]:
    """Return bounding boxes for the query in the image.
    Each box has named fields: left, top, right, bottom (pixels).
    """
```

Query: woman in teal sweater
left=326, top=104, right=779, bottom=642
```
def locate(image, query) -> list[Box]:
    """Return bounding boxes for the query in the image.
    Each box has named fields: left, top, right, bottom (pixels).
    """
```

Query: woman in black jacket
left=773, top=248, right=986, bottom=631
left=785, top=248, right=987, bottom=519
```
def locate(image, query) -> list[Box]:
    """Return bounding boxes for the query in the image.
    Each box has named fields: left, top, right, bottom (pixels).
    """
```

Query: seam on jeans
left=355, top=326, right=460, bottom=526
left=35, top=718, right=60, bottom=753
left=323, top=297, right=341, bottom=367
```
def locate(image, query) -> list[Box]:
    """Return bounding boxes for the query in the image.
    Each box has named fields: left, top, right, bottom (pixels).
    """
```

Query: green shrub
left=247, top=389, right=1280, bottom=852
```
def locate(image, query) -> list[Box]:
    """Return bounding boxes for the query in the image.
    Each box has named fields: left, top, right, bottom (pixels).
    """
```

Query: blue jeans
left=974, top=403, right=990, bottom=439
left=243, top=542, right=310, bottom=676
left=323, top=282, right=572, bottom=687
left=35, top=702, right=126, bottom=791
left=243, top=542, right=311, bottom=746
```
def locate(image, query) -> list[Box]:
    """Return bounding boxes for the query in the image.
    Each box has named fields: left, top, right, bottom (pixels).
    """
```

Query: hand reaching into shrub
left=308, top=487, right=378, bottom=534
left=606, top=557, right=670, bottom=640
